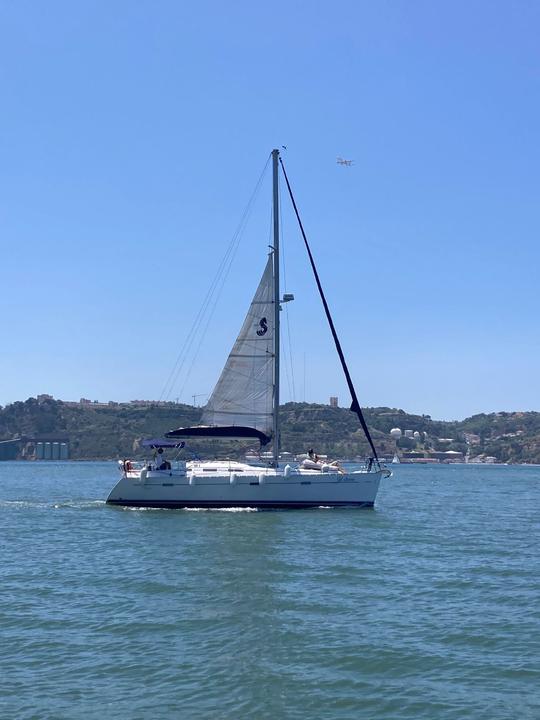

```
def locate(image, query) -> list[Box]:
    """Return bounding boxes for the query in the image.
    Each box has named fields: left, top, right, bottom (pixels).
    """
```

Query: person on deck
left=156, top=447, right=169, bottom=470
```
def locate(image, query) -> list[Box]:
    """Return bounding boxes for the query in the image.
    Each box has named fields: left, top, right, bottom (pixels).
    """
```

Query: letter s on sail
left=256, top=317, right=268, bottom=336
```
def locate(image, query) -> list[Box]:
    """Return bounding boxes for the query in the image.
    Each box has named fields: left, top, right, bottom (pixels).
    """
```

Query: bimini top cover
left=165, top=425, right=271, bottom=446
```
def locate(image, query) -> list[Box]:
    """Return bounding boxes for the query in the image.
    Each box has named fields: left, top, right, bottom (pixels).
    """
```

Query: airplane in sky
left=336, top=157, right=353, bottom=166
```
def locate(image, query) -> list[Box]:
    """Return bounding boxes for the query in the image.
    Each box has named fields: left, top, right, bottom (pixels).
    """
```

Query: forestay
left=201, top=254, right=275, bottom=438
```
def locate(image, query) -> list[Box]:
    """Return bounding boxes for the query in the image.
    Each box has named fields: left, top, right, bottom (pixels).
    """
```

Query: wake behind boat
left=107, top=150, right=390, bottom=509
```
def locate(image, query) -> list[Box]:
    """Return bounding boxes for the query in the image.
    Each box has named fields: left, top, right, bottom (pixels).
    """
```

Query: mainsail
left=200, top=254, right=275, bottom=440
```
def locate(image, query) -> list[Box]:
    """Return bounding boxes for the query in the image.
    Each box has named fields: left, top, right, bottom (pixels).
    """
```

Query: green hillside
left=2, top=397, right=540, bottom=463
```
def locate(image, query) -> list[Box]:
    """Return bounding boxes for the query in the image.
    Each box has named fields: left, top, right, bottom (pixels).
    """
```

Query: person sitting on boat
left=155, top=447, right=170, bottom=471
left=308, top=448, right=320, bottom=463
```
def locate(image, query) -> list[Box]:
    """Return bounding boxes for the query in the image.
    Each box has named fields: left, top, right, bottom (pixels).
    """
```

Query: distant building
left=400, top=452, right=439, bottom=463
left=37, top=394, right=53, bottom=403
left=329, top=396, right=338, bottom=408
left=390, top=428, right=402, bottom=440
left=0, top=434, right=70, bottom=461
left=429, top=450, right=464, bottom=462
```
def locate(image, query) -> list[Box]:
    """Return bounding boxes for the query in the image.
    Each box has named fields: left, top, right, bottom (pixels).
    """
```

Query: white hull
left=107, top=462, right=385, bottom=509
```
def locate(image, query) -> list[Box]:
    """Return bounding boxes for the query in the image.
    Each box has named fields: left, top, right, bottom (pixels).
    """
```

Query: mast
left=272, top=148, right=280, bottom=467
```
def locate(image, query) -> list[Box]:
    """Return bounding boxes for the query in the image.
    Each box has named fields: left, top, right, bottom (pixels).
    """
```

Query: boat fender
left=284, top=464, right=292, bottom=478
left=189, top=473, right=196, bottom=486
left=229, top=472, right=237, bottom=485
left=140, top=468, right=148, bottom=484
left=258, top=473, right=266, bottom=485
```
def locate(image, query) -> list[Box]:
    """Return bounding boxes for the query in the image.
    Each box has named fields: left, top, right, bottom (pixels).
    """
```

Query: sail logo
left=256, top=317, right=268, bottom=336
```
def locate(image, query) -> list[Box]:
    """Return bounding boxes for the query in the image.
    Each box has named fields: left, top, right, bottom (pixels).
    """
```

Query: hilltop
left=1, top=397, right=540, bottom=463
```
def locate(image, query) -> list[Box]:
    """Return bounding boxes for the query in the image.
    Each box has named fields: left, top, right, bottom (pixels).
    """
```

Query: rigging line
left=267, top=201, right=273, bottom=247
left=177, top=247, right=238, bottom=403
left=165, top=235, right=240, bottom=401
left=279, top=156, right=379, bottom=462
left=161, top=159, right=269, bottom=401
left=176, top=207, right=258, bottom=403
left=160, top=266, right=222, bottom=402
left=282, top=320, right=293, bottom=402
left=161, top=155, right=271, bottom=401
left=275, top=196, right=293, bottom=401
left=160, top=233, right=239, bottom=402
left=159, top=155, right=271, bottom=402
left=166, top=224, right=241, bottom=401
left=279, top=178, right=296, bottom=402
left=284, top=268, right=296, bottom=401
left=178, top=251, right=274, bottom=407
left=266, top=198, right=294, bottom=403
left=303, top=352, right=306, bottom=402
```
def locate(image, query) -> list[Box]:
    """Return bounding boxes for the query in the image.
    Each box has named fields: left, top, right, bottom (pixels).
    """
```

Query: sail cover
left=200, top=254, right=275, bottom=439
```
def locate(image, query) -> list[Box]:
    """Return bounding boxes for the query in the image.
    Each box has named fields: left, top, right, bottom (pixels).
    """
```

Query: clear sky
left=1, top=1, right=539, bottom=420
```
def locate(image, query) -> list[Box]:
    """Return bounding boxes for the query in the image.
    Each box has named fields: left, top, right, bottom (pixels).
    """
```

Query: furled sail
left=200, top=254, right=275, bottom=440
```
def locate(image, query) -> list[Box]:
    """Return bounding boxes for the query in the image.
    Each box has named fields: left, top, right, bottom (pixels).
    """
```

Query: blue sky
left=1, top=0, right=539, bottom=419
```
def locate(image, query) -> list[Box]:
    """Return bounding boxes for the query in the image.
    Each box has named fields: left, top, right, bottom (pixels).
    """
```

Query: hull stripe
left=106, top=499, right=374, bottom=509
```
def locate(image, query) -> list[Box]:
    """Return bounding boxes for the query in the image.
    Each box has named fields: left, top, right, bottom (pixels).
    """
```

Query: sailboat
left=107, top=150, right=390, bottom=509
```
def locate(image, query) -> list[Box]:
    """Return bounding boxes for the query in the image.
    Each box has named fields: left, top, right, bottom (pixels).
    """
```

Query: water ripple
left=0, top=462, right=539, bottom=719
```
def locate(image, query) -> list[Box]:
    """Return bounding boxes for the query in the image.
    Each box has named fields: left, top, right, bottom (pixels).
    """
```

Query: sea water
left=1, top=462, right=538, bottom=719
